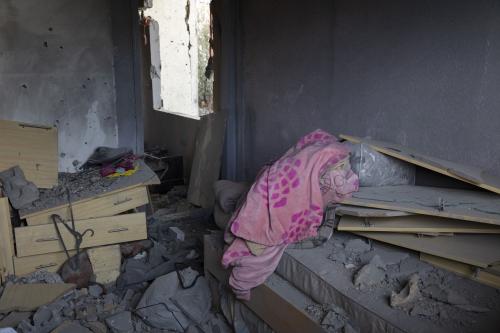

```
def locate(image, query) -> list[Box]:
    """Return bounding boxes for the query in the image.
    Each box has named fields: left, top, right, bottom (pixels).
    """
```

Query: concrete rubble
left=353, top=255, right=386, bottom=290
left=0, top=186, right=224, bottom=333
left=0, top=166, right=39, bottom=210
left=305, top=303, right=358, bottom=333
left=322, top=233, right=498, bottom=331
left=390, top=274, right=421, bottom=309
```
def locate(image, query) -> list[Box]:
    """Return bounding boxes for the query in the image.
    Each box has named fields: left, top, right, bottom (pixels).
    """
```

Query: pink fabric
left=222, top=129, right=359, bottom=300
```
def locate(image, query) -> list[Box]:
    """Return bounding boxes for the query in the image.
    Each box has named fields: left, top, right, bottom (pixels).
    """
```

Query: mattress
left=276, top=232, right=500, bottom=333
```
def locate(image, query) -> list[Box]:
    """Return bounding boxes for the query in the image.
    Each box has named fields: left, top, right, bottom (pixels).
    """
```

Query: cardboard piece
left=0, top=283, right=75, bottom=313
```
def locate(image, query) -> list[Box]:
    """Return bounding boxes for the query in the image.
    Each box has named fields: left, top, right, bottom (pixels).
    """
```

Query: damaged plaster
left=145, top=0, right=202, bottom=119
left=0, top=0, right=119, bottom=172
left=145, top=0, right=199, bottom=119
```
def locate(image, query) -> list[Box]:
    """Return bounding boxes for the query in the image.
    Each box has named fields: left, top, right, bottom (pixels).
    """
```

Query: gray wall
left=0, top=0, right=120, bottom=172
left=111, top=0, right=144, bottom=155
left=234, top=0, right=500, bottom=180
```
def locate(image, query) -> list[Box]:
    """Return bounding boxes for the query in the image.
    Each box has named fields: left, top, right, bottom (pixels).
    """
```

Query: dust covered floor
left=0, top=185, right=227, bottom=333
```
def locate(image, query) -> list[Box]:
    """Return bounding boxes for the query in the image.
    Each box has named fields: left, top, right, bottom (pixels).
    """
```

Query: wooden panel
left=338, top=215, right=500, bottom=234
left=355, top=231, right=500, bottom=268
left=336, top=205, right=413, bottom=218
left=87, top=245, right=121, bottom=284
left=0, top=120, right=57, bottom=188
left=0, top=198, right=15, bottom=281
left=340, top=134, right=500, bottom=195
left=15, top=213, right=147, bottom=257
left=420, top=253, right=500, bottom=290
left=25, top=186, right=149, bottom=226
left=19, top=159, right=159, bottom=218
left=13, top=251, right=75, bottom=276
left=343, top=185, right=500, bottom=226
left=204, top=234, right=325, bottom=333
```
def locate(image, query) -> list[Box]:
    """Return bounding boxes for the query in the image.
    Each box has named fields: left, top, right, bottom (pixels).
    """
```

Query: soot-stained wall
left=235, top=0, right=500, bottom=180
left=0, top=0, right=119, bottom=172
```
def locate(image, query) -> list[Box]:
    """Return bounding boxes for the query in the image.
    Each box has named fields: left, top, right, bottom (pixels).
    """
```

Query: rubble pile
left=0, top=187, right=225, bottom=333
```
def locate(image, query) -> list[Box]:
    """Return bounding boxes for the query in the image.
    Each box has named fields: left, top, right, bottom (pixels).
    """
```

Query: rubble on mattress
left=208, top=131, right=500, bottom=333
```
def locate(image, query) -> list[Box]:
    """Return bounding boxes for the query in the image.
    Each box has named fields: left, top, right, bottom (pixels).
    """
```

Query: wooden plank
left=354, top=231, right=500, bottom=268
left=24, top=185, right=149, bottom=226
left=0, top=198, right=15, bottom=280
left=340, top=134, right=500, bottom=195
left=204, top=234, right=325, bottom=333
left=420, top=253, right=500, bottom=290
left=13, top=251, right=76, bottom=276
left=338, top=215, right=500, bottom=234
left=87, top=245, right=121, bottom=284
left=336, top=205, right=413, bottom=218
left=0, top=120, right=58, bottom=188
left=343, top=185, right=500, bottom=226
left=15, top=213, right=147, bottom=257
left=0, top=283, right=75, bottom=313
left=188, top=112, right=226, bottom=208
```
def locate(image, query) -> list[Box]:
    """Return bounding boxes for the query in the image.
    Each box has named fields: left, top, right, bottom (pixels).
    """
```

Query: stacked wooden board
left=0, top=119, right=160, bottom=281
left=337, top=134, right=500, bottom=289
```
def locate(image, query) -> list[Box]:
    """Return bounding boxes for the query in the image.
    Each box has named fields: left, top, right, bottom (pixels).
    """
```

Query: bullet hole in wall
left=48, top=27, right=53, bottom=31
left=21, top=84, right=28, bottom=89
left=43, top=41, right=48, bottom=47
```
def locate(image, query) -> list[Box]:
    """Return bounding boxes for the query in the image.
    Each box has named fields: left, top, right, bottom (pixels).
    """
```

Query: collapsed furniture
left=0, top=119, right=159, bottom=283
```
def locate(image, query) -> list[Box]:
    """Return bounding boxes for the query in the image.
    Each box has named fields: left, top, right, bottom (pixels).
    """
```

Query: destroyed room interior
left=1, top=0, right=500, bottom=332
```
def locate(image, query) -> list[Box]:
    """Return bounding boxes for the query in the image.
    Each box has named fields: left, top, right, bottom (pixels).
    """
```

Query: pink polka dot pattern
left=296, top=129, right=336, bottom=150
left=282, top=204, right=324, bottom=244
left=252, top=156, right=303, bottom=209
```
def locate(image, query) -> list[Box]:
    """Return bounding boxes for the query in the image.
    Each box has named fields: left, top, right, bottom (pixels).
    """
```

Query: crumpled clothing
left=100, top=155, right=137, bottom=177
left=222, top=129, right=359, bottom=300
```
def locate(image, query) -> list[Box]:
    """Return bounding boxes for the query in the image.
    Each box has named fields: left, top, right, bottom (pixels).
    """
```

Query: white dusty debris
left=136, top=269, right=211, bottom=331
left=353, top=255, right=386, bottom=290
left=305, top=303, right=359, bottom=333
left=390, top=274, right=421, bottom=309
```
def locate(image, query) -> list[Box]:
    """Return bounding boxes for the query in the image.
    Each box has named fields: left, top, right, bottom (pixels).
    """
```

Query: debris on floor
left=0, top=131, right=224, bottom=332
left=0, top=182, right=222, bottom=332
left=2, top=123, right=500, bottom=333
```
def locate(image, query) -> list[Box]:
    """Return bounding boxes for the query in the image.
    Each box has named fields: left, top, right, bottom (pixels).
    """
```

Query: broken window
left=144, top=0, right=213, bottom=120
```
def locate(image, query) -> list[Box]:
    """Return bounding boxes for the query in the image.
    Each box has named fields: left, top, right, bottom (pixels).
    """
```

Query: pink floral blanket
left=222, top=130, right=359, bottom=299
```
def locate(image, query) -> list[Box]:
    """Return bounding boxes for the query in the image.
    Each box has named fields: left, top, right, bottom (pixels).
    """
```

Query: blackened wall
left=0, top=0, right=143, bottom=172
left=234, top=0, right=500, bottom=180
